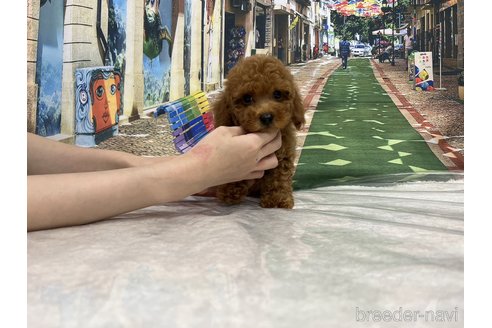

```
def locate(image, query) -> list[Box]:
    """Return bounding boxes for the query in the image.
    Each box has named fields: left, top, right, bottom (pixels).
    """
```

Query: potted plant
left=458, top=71, right=464, bottom=100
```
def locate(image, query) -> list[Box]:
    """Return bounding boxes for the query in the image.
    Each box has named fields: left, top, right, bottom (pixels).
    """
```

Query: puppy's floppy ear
left=292, top=87, right=306, bottom=130
left=211, top=91, right=234, bottom=127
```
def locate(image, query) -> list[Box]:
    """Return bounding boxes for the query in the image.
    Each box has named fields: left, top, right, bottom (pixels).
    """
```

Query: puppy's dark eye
left=273, top=90, right=282, bottom=100
left=242, top=94, right=253, bottom=105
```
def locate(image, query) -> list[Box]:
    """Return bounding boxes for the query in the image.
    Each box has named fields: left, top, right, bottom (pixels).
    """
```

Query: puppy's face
left=219, top=55, right=305, bottom=133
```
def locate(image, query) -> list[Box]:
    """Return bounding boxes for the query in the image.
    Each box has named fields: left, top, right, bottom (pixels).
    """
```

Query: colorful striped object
left=154, top=91, right=215, bottom=153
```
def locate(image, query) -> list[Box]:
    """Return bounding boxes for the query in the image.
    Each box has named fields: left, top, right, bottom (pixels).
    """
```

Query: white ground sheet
left=28, top=175, right=464, bottom=327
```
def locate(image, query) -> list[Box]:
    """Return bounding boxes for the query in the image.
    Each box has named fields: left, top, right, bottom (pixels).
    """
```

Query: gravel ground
left=97, top=115, right=180, bottom=156
left=374, top=58, right=464, bottom=156
left=97, top=56, right=464, bottom=159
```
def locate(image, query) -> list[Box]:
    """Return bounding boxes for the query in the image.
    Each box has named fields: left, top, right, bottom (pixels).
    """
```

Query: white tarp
left=28, top=174, right=464, bottom=327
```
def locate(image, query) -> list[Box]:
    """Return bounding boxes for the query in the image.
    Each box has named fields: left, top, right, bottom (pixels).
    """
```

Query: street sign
left=413, top=52, right=435, bottom=91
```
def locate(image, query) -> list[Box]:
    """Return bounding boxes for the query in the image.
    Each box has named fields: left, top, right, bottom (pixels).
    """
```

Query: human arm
left=27, top=127, right=281, bottom=231
left=27, top=132, right=161, bottom=175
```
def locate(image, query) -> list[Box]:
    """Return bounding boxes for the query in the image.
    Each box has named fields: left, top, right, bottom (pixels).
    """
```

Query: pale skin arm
left=27, top=132, right=162, bottom=174
left=27, top=127, right=281, bottom=231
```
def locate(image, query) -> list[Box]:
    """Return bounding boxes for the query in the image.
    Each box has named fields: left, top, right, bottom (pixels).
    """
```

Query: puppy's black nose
left=260, top=113, right=274, bottom=126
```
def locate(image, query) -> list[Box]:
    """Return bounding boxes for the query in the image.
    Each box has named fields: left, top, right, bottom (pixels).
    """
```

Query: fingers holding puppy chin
left=252, top=130, right=281, bottom=162
left=246, top=170, right=265, bottom=180
left=256, top=153, right=279, bottom=171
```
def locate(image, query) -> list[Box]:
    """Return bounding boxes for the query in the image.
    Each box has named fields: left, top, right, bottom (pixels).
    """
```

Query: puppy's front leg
left=259, top=159, right=294, bottom=209
left=216, top=180, right=251, bottom=205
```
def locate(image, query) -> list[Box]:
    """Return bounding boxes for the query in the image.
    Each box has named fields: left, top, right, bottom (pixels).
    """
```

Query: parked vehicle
left=313, top=45, right=322, bottom=58
left=323, top=43, right=329, bottom=54
left=393, top=43, right=404, bottom=58
left=394, top=43, right=403, bottom=51
left=349, top=42, right=355, bottom=53
left=322, top=42, right=336, bottom=56
left=352, top=44, right=370, bottom=57
left=371, top=43, right=390, bottom=58
left=373, top=40, right=390, bottom=51
left=328, top=45, right=336, bottom=56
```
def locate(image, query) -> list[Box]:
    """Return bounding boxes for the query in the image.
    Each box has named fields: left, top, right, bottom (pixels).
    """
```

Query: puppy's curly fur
left=212, top=55, right=305, bottom=208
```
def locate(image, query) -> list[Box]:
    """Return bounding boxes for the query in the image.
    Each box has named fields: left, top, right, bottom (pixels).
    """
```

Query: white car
left=352, top=44, right=369, bottom=57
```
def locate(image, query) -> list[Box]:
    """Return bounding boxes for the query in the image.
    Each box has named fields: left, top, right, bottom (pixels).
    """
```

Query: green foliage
left=331, top=11, right=377, bottom=43
left=331, top=0, right=412, bottom=43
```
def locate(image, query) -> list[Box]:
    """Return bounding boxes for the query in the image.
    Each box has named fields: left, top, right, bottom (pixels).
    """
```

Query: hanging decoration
left=326, top=0, right=398, bottom=17
left=289, top=16, right=299, bottom=30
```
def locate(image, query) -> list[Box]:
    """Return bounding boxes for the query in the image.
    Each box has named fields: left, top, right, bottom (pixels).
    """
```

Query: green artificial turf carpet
left=293, top=58, right=447, bottom=190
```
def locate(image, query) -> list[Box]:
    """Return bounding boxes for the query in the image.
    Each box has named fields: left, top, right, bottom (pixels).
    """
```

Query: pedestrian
left=27, top=127, right=282, bottom=231
left=323, top=42, right=329, bottom=55
left=339, top=36, right=351, bottom=69
left=313, top=44, right=319, bottom=58
left=404, top=27, right=413, bottom=68
left=277, top=37, right=284, bottom=62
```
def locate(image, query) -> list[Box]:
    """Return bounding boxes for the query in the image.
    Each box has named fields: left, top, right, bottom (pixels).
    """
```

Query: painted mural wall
left=35, top=0, right=64, bottom=136
left=107, top=0, right=127, bottom=111
left=74, top=67, right=122, bottom=146
left=143, top=0, right=174, bottom=107
left=184, top=0, right=192, bottom=95
left=28, top=0, right=224, bottom=138
left=204, top=0, right=222, bottom=89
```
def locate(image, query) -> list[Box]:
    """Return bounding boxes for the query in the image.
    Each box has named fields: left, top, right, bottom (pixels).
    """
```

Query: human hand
left=186, top=126, right=281, bottom=188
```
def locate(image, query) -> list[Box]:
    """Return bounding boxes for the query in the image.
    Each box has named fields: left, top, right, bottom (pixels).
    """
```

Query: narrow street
left=98, top=55, right=464, bottom=170
left=26, top=2, right=468, bottom=326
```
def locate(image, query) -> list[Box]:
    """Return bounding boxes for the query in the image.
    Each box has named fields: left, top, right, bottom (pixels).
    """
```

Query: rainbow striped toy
left=154, top=91, right=214, bottom=153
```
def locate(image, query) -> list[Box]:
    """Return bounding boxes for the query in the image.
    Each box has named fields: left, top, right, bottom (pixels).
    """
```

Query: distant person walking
left=404, top=27, right=413, bottom=68
left=277, top=37, right=284, bottom=63
left=339, top=37, right=351, bottom=69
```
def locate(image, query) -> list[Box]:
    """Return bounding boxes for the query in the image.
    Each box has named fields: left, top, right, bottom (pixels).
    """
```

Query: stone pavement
left=372, top=57, right=464, bottom=160
left=97, top=55, right=464, bottom=169
left=97, top=56, right=342, bottom=156
left=372, top=59, right=464, bottom=170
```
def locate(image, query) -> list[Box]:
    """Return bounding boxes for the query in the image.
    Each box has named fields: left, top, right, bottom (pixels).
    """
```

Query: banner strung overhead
left=326, top=0, right=398, bottom=17
left=289, top=16, right=299, bottom=30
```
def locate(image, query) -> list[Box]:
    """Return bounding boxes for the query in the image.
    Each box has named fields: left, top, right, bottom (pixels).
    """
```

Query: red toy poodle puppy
left=212, top=55, right=305, bottom=208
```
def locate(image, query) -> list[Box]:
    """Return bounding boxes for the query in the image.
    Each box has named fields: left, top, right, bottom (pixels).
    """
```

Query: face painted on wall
left=90, top=72, right=119, bottom=133
left=114, top=72, right=122, bottom=114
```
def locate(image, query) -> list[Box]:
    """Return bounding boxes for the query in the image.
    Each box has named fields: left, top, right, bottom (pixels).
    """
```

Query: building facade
left=409, top=0, right=463, bottom=70
left=29, top=1, right=466, bottom=141
left=27, top=0, right=319, bottom=140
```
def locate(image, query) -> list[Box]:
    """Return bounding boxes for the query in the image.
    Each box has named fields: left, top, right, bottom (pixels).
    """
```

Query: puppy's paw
left=260, top=193, right=294, bottom=209
left=216, top=182, right=250, bottom=205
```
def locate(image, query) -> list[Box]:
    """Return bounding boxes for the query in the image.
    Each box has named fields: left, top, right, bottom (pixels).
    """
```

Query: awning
left=328, top=0, right=399, bottom=17
left=440, top=0, right=457, bottom=12
left=371, top=28, right=406, bottom=36
left=289, top=16, right=299, bottom=30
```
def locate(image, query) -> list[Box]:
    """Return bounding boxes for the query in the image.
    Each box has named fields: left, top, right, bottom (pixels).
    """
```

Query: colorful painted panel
left=74, top=67, right=122, bottom=147
left=184, top=0, right=192, bottom=94
left=328, top=0, right=398, bottom=17
left=143, top=0, right=174, bottom=107
left=35, top=0, right=64, bottom=136
left=413, top=52, right=435, bottom=91
left=107, top=0, right=127, bottom=111
left=154, top=92, right=214, bottom=153
left=205, top=0, right=217, bottom=83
